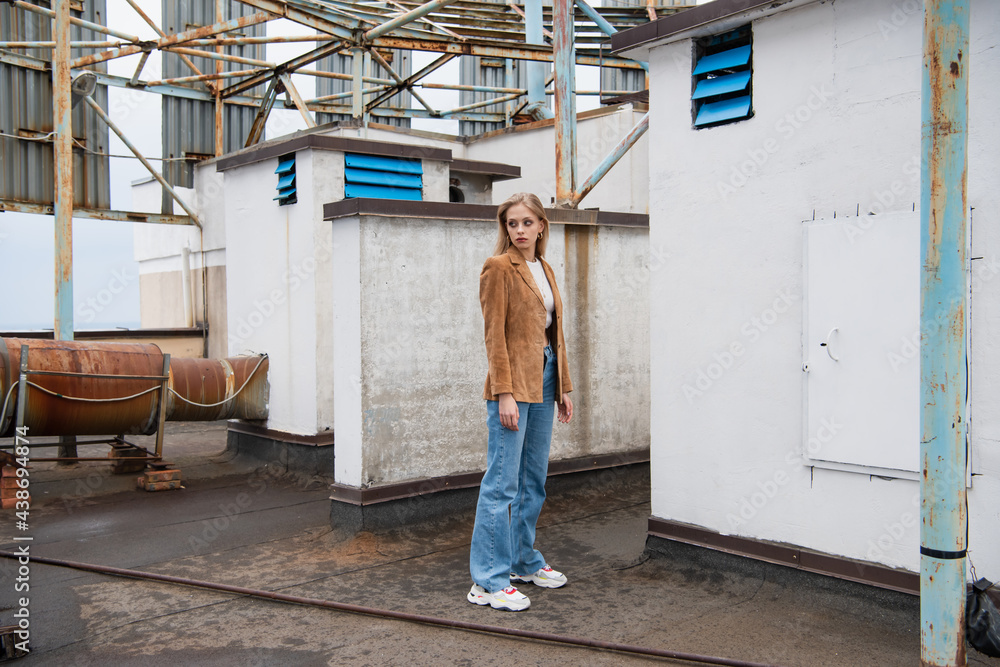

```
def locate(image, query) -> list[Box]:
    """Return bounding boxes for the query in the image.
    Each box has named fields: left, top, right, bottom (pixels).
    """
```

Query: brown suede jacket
left=480, top=244, right=573, bottom=403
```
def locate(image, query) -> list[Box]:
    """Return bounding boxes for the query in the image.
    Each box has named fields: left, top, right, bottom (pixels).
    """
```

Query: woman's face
left=505, top=203, right=544, bottom=257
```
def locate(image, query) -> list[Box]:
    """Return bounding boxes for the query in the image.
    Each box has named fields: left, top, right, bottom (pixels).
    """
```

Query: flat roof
left=611, top=0, right=811, bottom=55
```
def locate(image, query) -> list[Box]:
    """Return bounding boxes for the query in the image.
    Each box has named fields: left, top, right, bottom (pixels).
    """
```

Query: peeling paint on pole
left=53, top=0, right=73, bottom=342
left=919, top=1, right=970, bottom=666
left=554, top=0, right=577, bottom=207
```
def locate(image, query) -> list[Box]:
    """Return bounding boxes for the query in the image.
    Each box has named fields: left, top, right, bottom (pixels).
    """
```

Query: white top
left=526, top=258, right=554, bottom=328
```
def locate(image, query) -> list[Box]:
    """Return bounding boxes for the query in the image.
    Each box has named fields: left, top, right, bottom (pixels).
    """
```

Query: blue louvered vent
left=274, top=154, right=296, bottom=205
left=693, top=26, right=753, bottom=128
left=344, top=153, right=423, bottom=201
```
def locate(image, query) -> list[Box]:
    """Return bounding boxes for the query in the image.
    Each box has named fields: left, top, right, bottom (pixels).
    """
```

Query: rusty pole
left=352, top=47, right=365, bottom=122
left=53, top=0, right=73, bottom=342
left=215, top=0, right=225, bottom=157
left=919, top=1, right=970, bottom=666
left=52, top=0, right=76, bottom=462
left=571, top=112, right=648, bottom=208
left=553, top=0, right=576, bottom=207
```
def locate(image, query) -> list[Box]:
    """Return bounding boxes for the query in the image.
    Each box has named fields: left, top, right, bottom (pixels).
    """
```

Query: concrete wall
left=331, top=213, right=651, bottom=488
left=642, top=0, right=1000, bottom=579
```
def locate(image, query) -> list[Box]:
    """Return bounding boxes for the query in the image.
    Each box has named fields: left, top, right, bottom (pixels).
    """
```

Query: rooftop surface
left=2, top=423, right=997, bottom=666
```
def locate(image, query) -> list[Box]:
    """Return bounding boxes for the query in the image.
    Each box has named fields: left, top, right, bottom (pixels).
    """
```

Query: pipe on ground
left=0, top=551, right=782, bottom=667
left=0, top=337, right=268, bottom=437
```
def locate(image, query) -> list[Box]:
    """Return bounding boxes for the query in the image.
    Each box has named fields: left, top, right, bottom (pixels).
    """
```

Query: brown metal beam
left=70, top=12, right=274, bottom=69
left=220, top=40, right=348, bottom=99
left=0, top=201, right=197, bottom=225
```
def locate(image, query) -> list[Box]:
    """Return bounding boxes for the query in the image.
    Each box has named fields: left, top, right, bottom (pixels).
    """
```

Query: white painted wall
left=641, top=0, right=1000, bottom=579
left=223, top=153, right=321, bottom=435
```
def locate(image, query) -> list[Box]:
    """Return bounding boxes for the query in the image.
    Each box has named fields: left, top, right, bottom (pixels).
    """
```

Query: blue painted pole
left=53, top=0, right=74, bottom=342
left=553, top=0, right=577, bottom=206
left=919, top=1, right=969, bottom=665
left=524, top=0, right=553, bottom=119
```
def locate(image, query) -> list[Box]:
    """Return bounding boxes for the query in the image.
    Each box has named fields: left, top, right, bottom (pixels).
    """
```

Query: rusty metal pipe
left=13, top=0, right=142, bottom=43
left=146, top=69, right=263, bottom=86
left=0, top=552, right=783, bottom=667
left=53, top=0, right=74, bottom=343
left=0, top=339, right=163, bottom=437
left=571, top=112, right=648, bottom=208
left=362, top=0, right=459, bottom=42
left=166, top=356, right=269, bottom=422
left=82, top=96, right=203, bottom=228
left=0, top=339, right=268, bottom=438
left=441, top=92, right=522, bottom=115
left=164, top=46, right=274, bottom=68
left=919, top=1, right=970, bottom=665
left=0, top=41, right=121, bottom=48
left=553, top=0, right=577, bottom=206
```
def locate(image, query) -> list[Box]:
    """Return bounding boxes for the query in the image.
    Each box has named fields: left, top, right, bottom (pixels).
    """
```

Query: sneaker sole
left=489, top=598, right=530, bottom=611
left=511, top=576, right=566, bottom=589
left=468, top=591, right=530, bottom=611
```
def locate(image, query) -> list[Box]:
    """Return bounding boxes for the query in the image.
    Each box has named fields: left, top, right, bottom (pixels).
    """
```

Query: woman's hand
left=498, top=393, right=520, bottom=431
left=558, top=393, right=573, bottom=424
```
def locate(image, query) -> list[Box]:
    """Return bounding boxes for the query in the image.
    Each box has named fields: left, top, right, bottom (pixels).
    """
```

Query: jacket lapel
left=507, top=245, right=545, bottom=307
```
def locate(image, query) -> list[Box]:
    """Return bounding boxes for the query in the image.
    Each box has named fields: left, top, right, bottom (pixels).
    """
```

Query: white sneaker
left=510, top=565, right=567, bottom=589
left=467, top=584, right=531, bottom=611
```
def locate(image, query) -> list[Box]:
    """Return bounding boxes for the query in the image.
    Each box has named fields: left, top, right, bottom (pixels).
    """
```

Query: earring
left=538, top=231, right=543, bottom=239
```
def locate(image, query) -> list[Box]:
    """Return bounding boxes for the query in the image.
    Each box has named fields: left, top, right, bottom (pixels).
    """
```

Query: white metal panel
left=803, top=211, right=920, bottom=474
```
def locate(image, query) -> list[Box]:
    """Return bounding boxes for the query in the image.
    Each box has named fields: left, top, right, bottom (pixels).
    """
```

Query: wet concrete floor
left=1, top=423, right=998, bottom=666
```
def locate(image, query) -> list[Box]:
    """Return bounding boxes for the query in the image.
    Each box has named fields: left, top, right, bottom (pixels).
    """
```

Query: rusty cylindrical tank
left=166, top=356, right=269, bottom=422
left=0, top=338, right=269, bottom=438
left=0, top=338, right=163, bottom=437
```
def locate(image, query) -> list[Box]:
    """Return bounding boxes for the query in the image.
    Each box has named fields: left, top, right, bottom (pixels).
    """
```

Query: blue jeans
left=470, top=344, right=557, bottom=594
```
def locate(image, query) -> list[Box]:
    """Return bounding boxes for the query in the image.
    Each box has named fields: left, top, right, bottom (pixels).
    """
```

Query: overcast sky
left=0, top=0, right=624, bottom=331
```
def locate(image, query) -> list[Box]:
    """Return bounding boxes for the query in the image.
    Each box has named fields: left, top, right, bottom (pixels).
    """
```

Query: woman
left=467, top=192, right=574, bottom=612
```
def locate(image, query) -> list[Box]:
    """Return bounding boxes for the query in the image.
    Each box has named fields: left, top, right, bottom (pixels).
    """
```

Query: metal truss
left=0, top=0, right=689, bottom=338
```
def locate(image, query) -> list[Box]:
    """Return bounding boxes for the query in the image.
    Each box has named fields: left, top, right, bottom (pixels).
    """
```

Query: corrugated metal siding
left=160, top=0, right=264, bottom=209
left=459, top=56, right=531, bottom=137
left=315, top=49, right=412, bottom=129
left=599, top=0, right=648, bottom=99
left=0, top=1, right=110, bottom=209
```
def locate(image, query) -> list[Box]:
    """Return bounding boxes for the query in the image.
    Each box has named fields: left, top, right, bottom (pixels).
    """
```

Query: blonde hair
left=492, top=192, right=549, bottom=257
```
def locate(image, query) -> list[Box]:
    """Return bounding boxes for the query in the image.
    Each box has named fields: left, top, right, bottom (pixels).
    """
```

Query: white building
left=614, top=0, right=999, bottom=589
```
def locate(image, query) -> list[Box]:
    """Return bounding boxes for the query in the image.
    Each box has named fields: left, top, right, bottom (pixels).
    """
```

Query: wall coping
left=323, top=198, right=649, bottom=228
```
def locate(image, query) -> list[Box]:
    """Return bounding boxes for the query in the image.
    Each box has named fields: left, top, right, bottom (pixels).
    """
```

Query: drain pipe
left=919, top=2, right=970, bottom=666
left=3, top=552, right=781, bottom=667
left=180, top=245, right=195, bottom=329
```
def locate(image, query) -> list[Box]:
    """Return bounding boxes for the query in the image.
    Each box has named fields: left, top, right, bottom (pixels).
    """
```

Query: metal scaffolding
left=0, top=0, right=688, bottom=335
